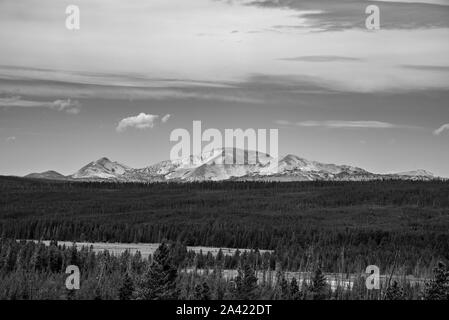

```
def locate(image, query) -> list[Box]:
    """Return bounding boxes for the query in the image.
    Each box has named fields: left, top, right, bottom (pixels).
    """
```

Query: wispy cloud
left=373, top=1, right=449, bottom=6
left=0, top=96, right=81, bottom=114
left=279, top=56, right=362, bottom=62
left=433, top=123, right=449, bottom=135
left=0, top=68, right=261, bottom=104
left=274, top=120, right=291, bottom=126
left=401, top=65, right=449, bottom=72
left=297, top=120, right=398, bottom=129
left=161, top=114, right=171, bottom=123
left=276, top=120, right=404, bottom=129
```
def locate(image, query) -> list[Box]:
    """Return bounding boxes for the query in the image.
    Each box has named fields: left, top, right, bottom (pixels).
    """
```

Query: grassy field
left=22, top=240, right=273, bottom=257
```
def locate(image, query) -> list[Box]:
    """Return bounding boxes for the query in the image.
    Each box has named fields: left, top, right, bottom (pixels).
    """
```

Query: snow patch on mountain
left=395, top=170, right=435, bottom=178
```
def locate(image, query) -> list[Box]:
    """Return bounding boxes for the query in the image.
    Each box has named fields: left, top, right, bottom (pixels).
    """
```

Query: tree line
left=1, top=239, right=448, bottom=300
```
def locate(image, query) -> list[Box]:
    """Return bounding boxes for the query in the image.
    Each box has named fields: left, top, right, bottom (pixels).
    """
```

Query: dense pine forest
left=0, top=239, right=448, bottom=300
left=0, top=176, right=448, bottom=299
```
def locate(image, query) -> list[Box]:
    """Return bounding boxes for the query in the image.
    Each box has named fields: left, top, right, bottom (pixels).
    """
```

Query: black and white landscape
left=0, top=0, right=449, bottom=303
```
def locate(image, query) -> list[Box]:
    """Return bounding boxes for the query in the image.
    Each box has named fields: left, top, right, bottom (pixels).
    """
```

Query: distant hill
left=25, top=170, right=67, bottom=180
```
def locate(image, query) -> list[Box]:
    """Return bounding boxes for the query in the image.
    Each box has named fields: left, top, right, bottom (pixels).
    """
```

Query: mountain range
left=25, top=148, right=438, bottom=182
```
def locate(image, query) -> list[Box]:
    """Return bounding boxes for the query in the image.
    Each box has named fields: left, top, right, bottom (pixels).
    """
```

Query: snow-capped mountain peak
left=134, top=147, right=275, bottom=182
left=25, top=149, right=439, bottom=182
left=277, top=154, right=366, bottom=175
left=70, top=157, right=130, bottom=180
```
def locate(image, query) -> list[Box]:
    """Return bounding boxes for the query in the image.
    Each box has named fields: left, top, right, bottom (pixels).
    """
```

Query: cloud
left=250, top=0, right=449, bottom=31
left=274, top=120, right=292, bottom=125
left=161, top=114, right=171, bottom=123
left=401, top=65, right=449, bottom=72
left=51, top=99, right=81, bottom=114
left=0, top=96, right=81, bottom=114
left=374, top=0, right=449, bottom=5
left=0, top=67, right=261, bottom=103
left=279, top=56, right=362, bottom=62
left=295, top=120, right=399, bottom=129
left=275, top=119, right=411, bottom=130
left=116, top=113, right=160, bottom=132
left=1, top=1, right=449, bottom=96
left=433, top=123, right=449, bottom=135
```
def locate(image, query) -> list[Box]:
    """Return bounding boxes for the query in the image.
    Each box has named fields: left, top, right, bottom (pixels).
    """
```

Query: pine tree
left=30, top=244, right=44, bottom=271
left=423, top=261, right=449, bottom=300
left=384, top=281, right=404, bottom=300
left=235, top=263, right=258, bottom=300
left=201, top=281, right=211, bottom=300
left=134, top=242, right=179, bottom=300
left=280, top=276, right=289, bottom=299
left=119, top=272, right=134, bottom=300
left=193, top=282, right=211, bottom=300
left=94, top=286, right=102, bottom=300
left=194, top=283, right=203, bottom=300
left=274, top=271, right=290, bottom=299
left=216, top=249, right=224, bottom=267
left=15, top=246, right=27, bottom=271
left=290, top=277, right=302, bottom=300
left=309, top=268, right=327, bottom=300
left=1, top=245, right=14, bottom=272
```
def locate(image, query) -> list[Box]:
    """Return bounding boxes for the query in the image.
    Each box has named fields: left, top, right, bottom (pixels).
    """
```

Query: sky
left=0, top=0, right=448, bottom=177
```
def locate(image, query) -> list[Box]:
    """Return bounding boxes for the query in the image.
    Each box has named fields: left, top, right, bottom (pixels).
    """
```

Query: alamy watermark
left=170, top=121, right=279, bottom=172
left=365, top=265, right=380, bottom=290
left=65, top=265, right=80, bottom=290
left=365, top=5, right=381, bottom=30
left=65, top=5, right=80, bottom=30
left=65, top=4, right=380, bottom=31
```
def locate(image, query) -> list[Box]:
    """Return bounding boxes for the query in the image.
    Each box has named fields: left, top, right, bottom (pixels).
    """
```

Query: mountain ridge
left=23, top=148, right=441, bottom=182
left=24, top=170, right=67, bottom=180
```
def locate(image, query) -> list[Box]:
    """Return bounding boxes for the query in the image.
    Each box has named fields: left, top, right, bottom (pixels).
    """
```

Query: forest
left=0, top=239, right=448, bottom=300
left=0, top=176, right=448, bottom=299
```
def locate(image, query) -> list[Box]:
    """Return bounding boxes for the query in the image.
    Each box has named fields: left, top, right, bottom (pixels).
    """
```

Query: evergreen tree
left=194, top=283, right=203, bottom=300
left=384, top=281, right=404, bottom=300
left=119, top=272, right=134, bottom=300
left=30, top=244, right=44, bottom=271
left=15, top=246, right=27, bottom=271
left=290, top=277, right=302, bottom=300
left=309, top=268, right=327, bottom=300
left=235, top=263, right=258, bottom=300
left=280, top=276, right=289, bottom=299
left=216, top=249, right=224, bottom=267
left=200, top=281, right=211, bottom=300
left=134, top=242, right=179, bottom=300
left=423, top=261, right=449, bottom=300
left=193, top=282, right=211, bottom=300
left=94, top=286, right=102, bottom=300
left=274, top=271, right=290, bottom=299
